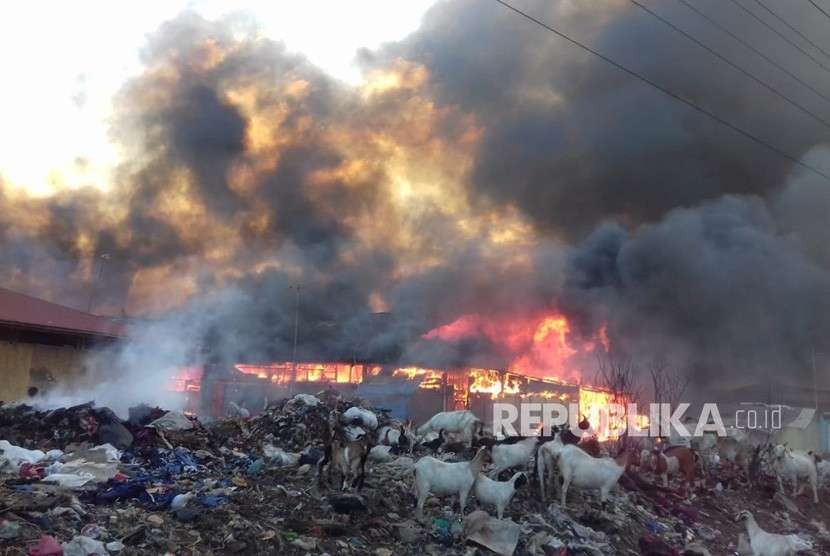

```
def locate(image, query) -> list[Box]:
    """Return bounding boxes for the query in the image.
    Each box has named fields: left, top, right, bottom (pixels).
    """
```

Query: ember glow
left=392, top=367, right=444, bottom=389
left=424, top=312, right=607, bottom=382
left=167, top=366, right=203, bottom=393
left=234, top=363, right=381, bottom=384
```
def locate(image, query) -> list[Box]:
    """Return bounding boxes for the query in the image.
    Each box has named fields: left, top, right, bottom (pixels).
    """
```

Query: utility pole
left=86, top=253, right=111, bottom=313
left=812, top=348, right=828, bottom=452
left=813, top=348, right=820, bottom=410
left=289, top=284, right=301, bottom=395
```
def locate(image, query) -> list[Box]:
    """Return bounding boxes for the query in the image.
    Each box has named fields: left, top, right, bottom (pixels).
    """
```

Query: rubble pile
left=243, top=392, right=341, bottom=450
left=1, top=398, right=829, bottom=555
left=0, top=403, right=134, bottom=450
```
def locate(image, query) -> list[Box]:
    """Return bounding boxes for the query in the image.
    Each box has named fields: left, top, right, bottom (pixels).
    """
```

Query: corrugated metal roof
left=0, top=287, right=125, bottom=338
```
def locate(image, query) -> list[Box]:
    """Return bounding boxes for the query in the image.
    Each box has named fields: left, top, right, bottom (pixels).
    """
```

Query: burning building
left=173, top=359, right=622, bottom=435
left=168, top=307, right=631, bottom=438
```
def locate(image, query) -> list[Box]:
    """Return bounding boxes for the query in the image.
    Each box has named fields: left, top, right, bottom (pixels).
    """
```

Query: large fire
left=423, top=311, right=606, bottom=382
left=170, top=359, right=645, bottom=439
left=168, top=312, right=644, bottom=438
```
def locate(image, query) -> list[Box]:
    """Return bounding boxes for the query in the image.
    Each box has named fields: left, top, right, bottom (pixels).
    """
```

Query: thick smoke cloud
left=1, top=1, right=830, bottom=404
left=377, top=0, right=830, bottom=237
left=562, top=170, right=830, bottom=388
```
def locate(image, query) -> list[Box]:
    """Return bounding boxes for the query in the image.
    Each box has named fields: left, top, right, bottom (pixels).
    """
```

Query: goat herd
left=315, top=407, right=822, bottom=554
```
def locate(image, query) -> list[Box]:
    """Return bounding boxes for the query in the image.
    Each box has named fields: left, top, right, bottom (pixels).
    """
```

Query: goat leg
left=353, top=451, right=369, bottom=490
left=561, top=475, right=571, bottom=508
left=317, top=445, right=332, bottom=487
left=459, top=488, right=469, bottom=515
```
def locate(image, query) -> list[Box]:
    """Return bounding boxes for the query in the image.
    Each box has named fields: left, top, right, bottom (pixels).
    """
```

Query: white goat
left=537, top=432, right=600, bottom=501
left=473, top=472, right=527, bottom=519
left=416, top=410, right=480, bottom=447
left=817, top=459, right=830, bottom=488
left=770, top=445, right=819, bottom=503
left=378, top=422, right=417, bottom=453
left=413, top=446, right=490, bottom=517
left=489, top=436, right=539, bottom=478
left=558, top=444, right=630, bottom=508
left=536, top=434, right=566, bottom=501
left=735, top=510, right=812, bottom=555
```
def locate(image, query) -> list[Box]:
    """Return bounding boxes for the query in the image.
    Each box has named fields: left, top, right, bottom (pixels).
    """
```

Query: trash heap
left=2, top=397, right=830, bottom=555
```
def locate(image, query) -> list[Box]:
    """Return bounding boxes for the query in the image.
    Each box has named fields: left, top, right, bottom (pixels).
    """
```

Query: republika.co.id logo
left=493, top=402, right=808, bottom=439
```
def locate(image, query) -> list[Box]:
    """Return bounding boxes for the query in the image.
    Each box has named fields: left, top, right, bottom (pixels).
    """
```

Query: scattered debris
left=2, top=399, right=828, bottom=555
left=463, top=510, right=520, bottom=556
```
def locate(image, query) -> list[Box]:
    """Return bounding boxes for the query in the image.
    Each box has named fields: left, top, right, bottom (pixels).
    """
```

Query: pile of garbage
left=0, top=402, right=135, bottom=451
left=2, top=397, right=829, bottom=555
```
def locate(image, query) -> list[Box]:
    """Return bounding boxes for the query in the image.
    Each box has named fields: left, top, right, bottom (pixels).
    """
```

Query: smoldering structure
left=1, top=1, right=829, bottom=410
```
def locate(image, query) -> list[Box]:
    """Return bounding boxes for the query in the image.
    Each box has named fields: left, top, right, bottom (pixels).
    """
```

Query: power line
left=728, top=0, right=830, bottom=74
left=676, top=0, right=830, bottom=107
left=491, top=0, right=830, bottom=182
left=629, top=0, right=830, bottom=130
left=752, top=0, right=830, bottom=61
left=809, top=0, right=830, bottom=21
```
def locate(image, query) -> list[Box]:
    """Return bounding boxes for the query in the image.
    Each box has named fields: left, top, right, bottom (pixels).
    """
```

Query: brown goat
left=652, top=446, right=698, bottom=490
left=317, top=424, right=371, bottom=491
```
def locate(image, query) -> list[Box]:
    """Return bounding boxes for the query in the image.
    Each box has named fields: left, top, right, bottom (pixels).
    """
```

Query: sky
left=0, top=0, right=437, bottom=196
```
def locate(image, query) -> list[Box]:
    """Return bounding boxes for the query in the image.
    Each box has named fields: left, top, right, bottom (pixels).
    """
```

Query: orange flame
left=578, top=387, right=649, bottom=441
left=469, top=369, right=502, bottom=398
left=468, top=369, right=522, bottom=399
left=579, top=387, right=615, bottom=441
left=234, top=362, right=380, bottom=384
left=168, top=366, right=203, bottom=392
left=392, top=367, right=444, bottom=389
left=519, top=390, right=569, bottom=401
left=424, top=311, right=609, bottom=382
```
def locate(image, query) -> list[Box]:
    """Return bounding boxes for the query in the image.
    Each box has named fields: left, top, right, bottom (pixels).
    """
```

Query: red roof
left=0, top=288, right=125, bottom=338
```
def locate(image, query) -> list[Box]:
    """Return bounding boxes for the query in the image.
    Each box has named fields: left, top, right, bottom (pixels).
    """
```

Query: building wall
left=0, top=340, right=86, bottom=402
left=782, top=415, right=830, bottom=454
left=775, top=421, right=822, bottom=452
